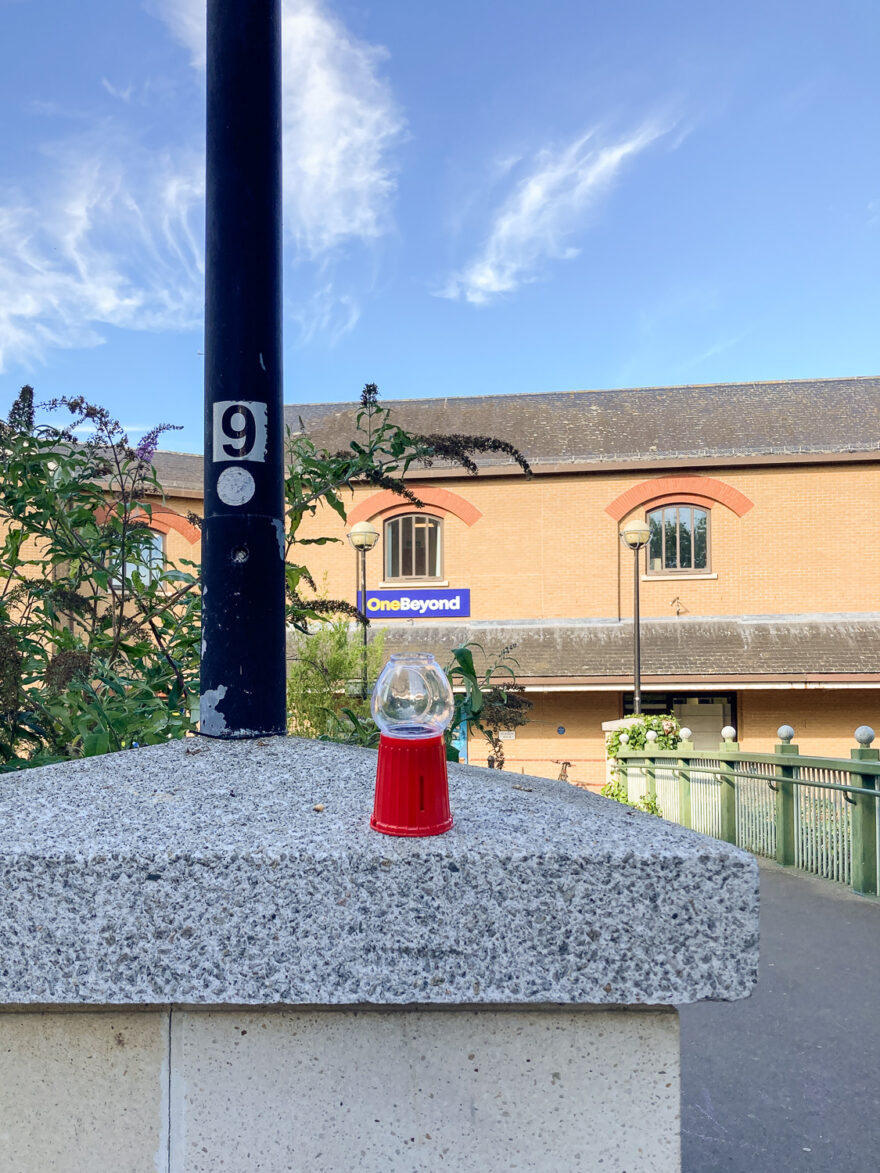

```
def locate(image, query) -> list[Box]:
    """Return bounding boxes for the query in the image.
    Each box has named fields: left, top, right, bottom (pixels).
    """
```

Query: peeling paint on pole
left=200, top=0, right=286, bottom=739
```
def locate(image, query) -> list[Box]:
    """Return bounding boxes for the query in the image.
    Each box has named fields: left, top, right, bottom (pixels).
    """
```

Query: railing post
left=719, top=727, right=738, bottom=845
left=677, top=736, right=693, bottom=829
left=644, top=735, right=657, bottom=807
left=775, top=726, right=799, bottom=868
left=850, top=726, right=878, bottom=897
left=617, top=752, right=629, bottom=802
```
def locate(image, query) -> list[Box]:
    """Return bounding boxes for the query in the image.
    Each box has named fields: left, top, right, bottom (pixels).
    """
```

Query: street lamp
left=347, top=520, right=380, bottom=698
left=619, top=518, right=651, bottom=716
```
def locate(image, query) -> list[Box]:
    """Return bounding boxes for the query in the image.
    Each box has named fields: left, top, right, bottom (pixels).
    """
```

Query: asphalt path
left=680, top=859, right=880, bottom=1172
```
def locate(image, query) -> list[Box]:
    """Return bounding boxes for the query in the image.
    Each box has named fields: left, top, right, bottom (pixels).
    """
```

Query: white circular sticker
left=217, top=466, right=255, bottom=506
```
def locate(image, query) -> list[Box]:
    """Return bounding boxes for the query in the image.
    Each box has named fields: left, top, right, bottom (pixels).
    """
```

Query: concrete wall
left=0, top=1005, right=680, bottom=1173
left=0, top=735, right=760, bottom=1173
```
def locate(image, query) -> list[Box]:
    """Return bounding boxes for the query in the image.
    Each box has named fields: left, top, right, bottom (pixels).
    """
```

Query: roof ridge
left=282, top=374, right=880, bottom=410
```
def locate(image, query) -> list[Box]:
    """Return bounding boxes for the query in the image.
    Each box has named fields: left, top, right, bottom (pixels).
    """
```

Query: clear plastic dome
left=371, top=653, right=455, bottom=739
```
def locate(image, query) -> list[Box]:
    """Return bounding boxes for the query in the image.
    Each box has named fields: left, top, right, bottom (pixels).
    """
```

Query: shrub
left=287, top=618, right=386, bottom=739
left=0, top=390, right=200, bottom=770
left=602, top=714, right=681, bottom=816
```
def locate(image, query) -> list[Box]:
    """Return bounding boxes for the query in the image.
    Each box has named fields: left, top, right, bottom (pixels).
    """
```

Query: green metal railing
left=616, top=725, right=879, bottom=897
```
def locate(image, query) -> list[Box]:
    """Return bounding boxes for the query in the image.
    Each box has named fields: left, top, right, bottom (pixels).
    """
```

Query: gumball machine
left=370, top=653, right=455, bottom=836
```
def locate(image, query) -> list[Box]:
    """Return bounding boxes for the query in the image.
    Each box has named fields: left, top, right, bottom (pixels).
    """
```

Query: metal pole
left=201, top=0, right=286, bottom=738
left=633, top=547, right=642, bottom=716
left=360, top=547, right=369, bottom=700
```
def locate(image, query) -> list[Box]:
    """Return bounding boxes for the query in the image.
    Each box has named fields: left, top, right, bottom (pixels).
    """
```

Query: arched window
left=135, top=529, right=166, bottom=582
left=111, top=529, right=166, bottom=587
left=647, top=505, right=709, bottom=574
left=384, top=514, right=443, bottom=581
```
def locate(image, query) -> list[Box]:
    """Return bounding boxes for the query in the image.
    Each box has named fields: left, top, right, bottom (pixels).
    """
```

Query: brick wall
left=460, top=688, right=880, bottom=791
left=739, top=689, right=880, bottom=758
left=465, top=690, right=620, bottom=792
left=294, top=461, right=880, bottom=623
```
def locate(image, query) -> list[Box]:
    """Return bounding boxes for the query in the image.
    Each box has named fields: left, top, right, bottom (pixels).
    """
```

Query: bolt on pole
left=200, top=0, right=287, bottom=738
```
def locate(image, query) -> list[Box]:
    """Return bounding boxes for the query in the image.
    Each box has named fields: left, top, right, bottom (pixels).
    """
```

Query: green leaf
left=82, top=730, right=111, bottom=758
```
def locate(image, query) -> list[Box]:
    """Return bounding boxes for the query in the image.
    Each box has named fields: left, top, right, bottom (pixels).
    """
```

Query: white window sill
left=642, top=573, right=717, bottom=581
left=377, top=580, right=450, bottom=588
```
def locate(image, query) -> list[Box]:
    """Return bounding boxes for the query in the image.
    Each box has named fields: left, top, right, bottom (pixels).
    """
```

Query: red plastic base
left=370, top=733, right=453, bottom=837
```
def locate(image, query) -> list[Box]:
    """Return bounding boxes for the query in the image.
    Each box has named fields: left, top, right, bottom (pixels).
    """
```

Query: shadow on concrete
left=681, top=859, right=880, bottom=1172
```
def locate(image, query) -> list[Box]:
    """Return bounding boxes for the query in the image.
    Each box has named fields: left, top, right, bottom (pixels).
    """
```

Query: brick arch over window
left=605, top=476, right=754, bottom=522
left=131, top=504, right=201, bottom=545
left=347, top=487, right=482, bottom=527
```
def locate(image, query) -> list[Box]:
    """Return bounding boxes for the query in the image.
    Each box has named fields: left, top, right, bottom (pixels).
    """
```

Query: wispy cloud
left=290, top=282, right=361, bottom=346
left=0, top=129, right=204, bottom=371
left=438, top=122, right=670, bottom=306
left=0, top=0, right=402, bottom=369
left=151, top=0, right=404, bottom=258
left=100, top=78, right=135, bottom=103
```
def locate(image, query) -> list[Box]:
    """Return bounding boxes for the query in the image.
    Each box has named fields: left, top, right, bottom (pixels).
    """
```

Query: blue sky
left=0, top=0, right=878, bottom=452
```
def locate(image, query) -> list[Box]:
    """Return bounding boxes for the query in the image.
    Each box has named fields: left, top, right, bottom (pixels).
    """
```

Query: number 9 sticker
left=212, top=401, right=268, bottom=463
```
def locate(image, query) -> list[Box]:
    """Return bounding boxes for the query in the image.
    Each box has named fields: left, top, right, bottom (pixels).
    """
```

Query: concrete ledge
left=0, top=737, right=759, bottom=1006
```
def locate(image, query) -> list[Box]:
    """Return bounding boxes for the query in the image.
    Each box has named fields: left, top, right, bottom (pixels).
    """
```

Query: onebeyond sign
left=357, top=588, right=470, bottom=617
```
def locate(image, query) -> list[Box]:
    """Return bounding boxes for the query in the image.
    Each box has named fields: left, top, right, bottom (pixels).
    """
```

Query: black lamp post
left=347, top=521, right=380, bottom=699
left=201, top=0, right=286, bottom=738
left=619, top=518, right=651, bottom=716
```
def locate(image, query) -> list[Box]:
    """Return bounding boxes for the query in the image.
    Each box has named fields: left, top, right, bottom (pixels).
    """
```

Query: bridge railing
left=616, top=725, right=880, bottom=897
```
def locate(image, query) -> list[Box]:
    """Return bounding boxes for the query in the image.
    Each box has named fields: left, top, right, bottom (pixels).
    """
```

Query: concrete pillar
left=0, top=737, right=759, bottom=1171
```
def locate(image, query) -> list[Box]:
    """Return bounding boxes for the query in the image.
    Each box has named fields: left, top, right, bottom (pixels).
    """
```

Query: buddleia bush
left=0, top=388, right=200, bottom=770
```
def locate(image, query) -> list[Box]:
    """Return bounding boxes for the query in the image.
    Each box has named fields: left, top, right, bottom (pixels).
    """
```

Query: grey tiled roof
left=360, top=614, right=880, bottom=682
left=154, top=376, right=880, bottom=492
left=285, top=376, right=880, bottom=471
left=150, top=450, right=204, bottom=495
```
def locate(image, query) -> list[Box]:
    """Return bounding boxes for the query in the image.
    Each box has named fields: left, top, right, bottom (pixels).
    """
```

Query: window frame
left=110, top=528, right=166, bottom=587
left=383, top=513, right=444, bottom=583
left=645, top=504, right=711, bottom=576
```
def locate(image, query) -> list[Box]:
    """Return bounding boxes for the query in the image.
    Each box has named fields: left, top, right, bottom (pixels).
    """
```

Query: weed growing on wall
left=445, top=642, right=532, bottom=766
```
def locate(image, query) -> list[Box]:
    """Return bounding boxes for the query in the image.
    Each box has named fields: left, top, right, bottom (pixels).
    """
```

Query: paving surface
left=680, top=859, right=880, bottom=1172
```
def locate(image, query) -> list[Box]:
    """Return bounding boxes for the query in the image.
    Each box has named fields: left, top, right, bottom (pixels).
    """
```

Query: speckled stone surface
left=0, top=737, right=758, bottom=1006
left=171, top=1008, right=680, bottom=1172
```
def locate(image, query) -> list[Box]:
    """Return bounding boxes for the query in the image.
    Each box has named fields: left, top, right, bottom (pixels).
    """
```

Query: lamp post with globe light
left=347, top=521, right=380, bottom=698
left=619, top=518, right=651, bottom=716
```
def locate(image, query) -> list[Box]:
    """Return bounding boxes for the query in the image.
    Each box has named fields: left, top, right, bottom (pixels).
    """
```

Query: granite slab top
left=0, top=736, right=759, bottom=1006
